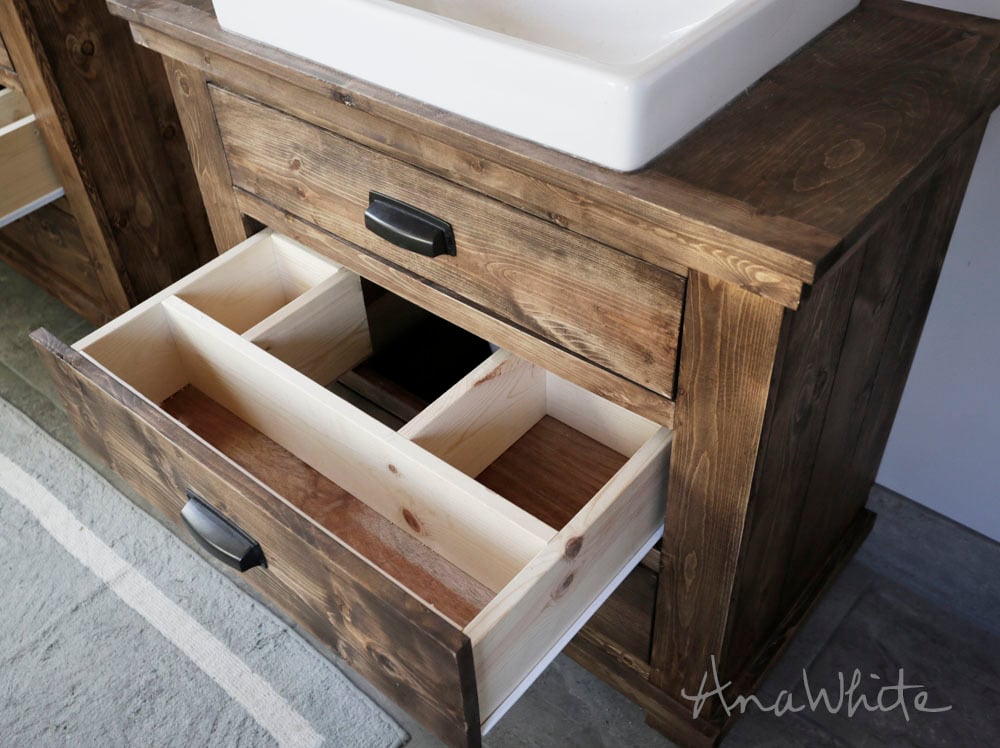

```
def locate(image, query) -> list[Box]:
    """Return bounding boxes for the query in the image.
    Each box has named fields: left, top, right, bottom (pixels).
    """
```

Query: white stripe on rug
left=0, top=453, right=324, bottom=748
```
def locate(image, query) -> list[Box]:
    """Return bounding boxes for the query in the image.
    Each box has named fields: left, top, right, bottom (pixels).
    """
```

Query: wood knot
left=290, top=157, right=302, bottom=171
left=546, top=211, right=569, bottom=228
left=552, top=573, right=575, bottom=599
left=333, top=91, right=355, bottom=108
left=474, top=363, right=504, bottom=387
left=683, top=551, right=698, bottom=587
left=824, top=138, right=865, bottom=170
left=564, top=536, right=584, bottom=559
left=80, top=39, right=96, bottom=57
left=402, top=508, right=421, bottom=533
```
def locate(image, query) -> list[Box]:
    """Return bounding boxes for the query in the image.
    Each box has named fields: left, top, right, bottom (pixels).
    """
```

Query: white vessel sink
left=214, top=0, right=858, bottom=171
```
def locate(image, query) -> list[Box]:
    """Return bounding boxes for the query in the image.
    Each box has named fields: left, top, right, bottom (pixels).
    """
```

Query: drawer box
left=34, top=229, right=672, bottom=746
left=0, top=88, right=64, bottom=228
left=209, top=86, right=685, bottom=400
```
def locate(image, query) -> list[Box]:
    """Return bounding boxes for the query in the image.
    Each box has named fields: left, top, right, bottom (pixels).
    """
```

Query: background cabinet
left=0, top=0, right=214, bottom=324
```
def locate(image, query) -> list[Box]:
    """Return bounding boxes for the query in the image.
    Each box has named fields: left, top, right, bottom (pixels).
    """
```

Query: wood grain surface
left=211, top=87, right=686, bottom=397
left=0, top=0, right=215, bottom=322
left=0, top=199, right=108, bottom=323
left=650, top=272, right=784, bottom=705
left=234, top=191, right=677, bottom=426
left=658, top=2, right=1000, bottom=274
left=477, top=416, right=627, bottom=531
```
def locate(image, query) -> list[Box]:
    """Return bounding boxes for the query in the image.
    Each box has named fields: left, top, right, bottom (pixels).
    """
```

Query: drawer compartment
left=0, top=88, right=63, bottom=227
left=33, top=230, right=671, bottom=746
left=210, top=86, right=685, bottom=400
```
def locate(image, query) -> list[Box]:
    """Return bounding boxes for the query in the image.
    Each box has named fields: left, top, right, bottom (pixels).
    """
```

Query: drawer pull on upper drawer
left=181, top=491, right=266, bottom=572
left=364, top=192, right=456, bottom=257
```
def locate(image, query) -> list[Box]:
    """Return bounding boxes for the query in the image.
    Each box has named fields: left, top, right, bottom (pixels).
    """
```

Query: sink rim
left=214, top=0, right=859, bottom=170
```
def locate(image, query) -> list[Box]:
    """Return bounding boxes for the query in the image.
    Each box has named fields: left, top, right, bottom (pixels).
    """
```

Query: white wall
left=877, top=0, right=1000, bottom=541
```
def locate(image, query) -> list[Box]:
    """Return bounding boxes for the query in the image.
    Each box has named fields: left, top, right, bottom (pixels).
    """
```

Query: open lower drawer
left=0, top=88, right=63, bottom=228
left=32, top=229, right=671, bottom=747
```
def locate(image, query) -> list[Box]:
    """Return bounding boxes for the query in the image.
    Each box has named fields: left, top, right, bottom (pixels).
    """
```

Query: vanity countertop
left=108, top=0, right=1000, bottom=309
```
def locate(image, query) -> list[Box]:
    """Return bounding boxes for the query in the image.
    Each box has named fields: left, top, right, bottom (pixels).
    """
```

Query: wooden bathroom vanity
left=32, top=0, right=1000, bottom=745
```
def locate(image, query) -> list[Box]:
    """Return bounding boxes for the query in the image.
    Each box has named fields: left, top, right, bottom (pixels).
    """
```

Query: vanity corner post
left=649, top=270, right=786, bottom=721
left=159, top=55, right=254, bottom=253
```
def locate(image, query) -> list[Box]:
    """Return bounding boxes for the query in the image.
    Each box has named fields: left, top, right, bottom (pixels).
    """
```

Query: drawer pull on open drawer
left=364, top=192, right=456, bottom=257
left=181, top=491, right=266, bottom=572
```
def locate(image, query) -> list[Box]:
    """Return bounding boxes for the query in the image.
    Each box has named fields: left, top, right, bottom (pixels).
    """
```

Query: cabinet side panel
left=722, top=118, right=988, bottom=685
left=20, top=0, right=216, bottom=299
left=783, top=117, right=988, bottom=601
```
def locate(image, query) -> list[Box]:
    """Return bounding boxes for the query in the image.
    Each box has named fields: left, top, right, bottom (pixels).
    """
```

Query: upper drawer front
left=210, top=87, right=684, bottom=399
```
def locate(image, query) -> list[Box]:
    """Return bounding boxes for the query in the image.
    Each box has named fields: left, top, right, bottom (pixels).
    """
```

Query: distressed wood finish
left=0, top=0, right=214, bottom=322
left=783, top=118, right=989, bottom=601
left=161, top=56, right=252, bottom=252
left=657, top=3, right=1000, bottom=269
left=650, top=272, right=784, bottom=705
left=108, top=1, right=1000, bottom=306
left=32, top=329, right=482, bottom=747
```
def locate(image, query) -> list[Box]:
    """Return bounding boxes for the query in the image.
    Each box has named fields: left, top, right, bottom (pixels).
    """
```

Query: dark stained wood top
left=106, top=0, right=1000, bottom=303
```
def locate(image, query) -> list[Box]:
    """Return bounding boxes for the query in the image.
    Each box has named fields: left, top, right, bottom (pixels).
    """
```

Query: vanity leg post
left=161, top=56, right=253, bottom=252
left=649, top=271, right=785, bottom=727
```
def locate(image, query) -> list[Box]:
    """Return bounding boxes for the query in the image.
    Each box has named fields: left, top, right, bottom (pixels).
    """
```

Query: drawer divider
left=159, top=295, right=553, bottom=592
left=241, top=270, right=373, bottom=384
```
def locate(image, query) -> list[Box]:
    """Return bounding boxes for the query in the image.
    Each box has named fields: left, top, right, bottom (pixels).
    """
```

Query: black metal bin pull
left=181, top=491, right=266, bottom=572
left=364, top=192, right=456, bottom=257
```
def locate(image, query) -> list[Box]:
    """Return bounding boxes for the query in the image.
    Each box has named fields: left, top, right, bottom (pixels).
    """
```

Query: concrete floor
left=2, top=259, right=999, bottom=747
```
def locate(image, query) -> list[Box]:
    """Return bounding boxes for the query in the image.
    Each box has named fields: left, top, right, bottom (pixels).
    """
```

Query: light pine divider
left=241, top=270, right=372, bottom=385
left=401, top=348, right=673, bottom=727
left=157, top=295, right=551, bottom=591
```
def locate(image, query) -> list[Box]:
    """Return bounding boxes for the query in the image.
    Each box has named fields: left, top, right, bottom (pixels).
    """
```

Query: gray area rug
left=0, top=396, right=407, bottom=748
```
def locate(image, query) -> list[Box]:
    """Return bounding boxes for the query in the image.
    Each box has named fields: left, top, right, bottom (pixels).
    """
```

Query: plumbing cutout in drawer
left=34, top=229, right=672, bottom=743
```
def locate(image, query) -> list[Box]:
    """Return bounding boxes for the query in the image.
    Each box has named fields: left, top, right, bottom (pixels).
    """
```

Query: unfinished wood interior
left=0, top=87, right=63, bottom=228
left=69, top=229, right=673, bottom=733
